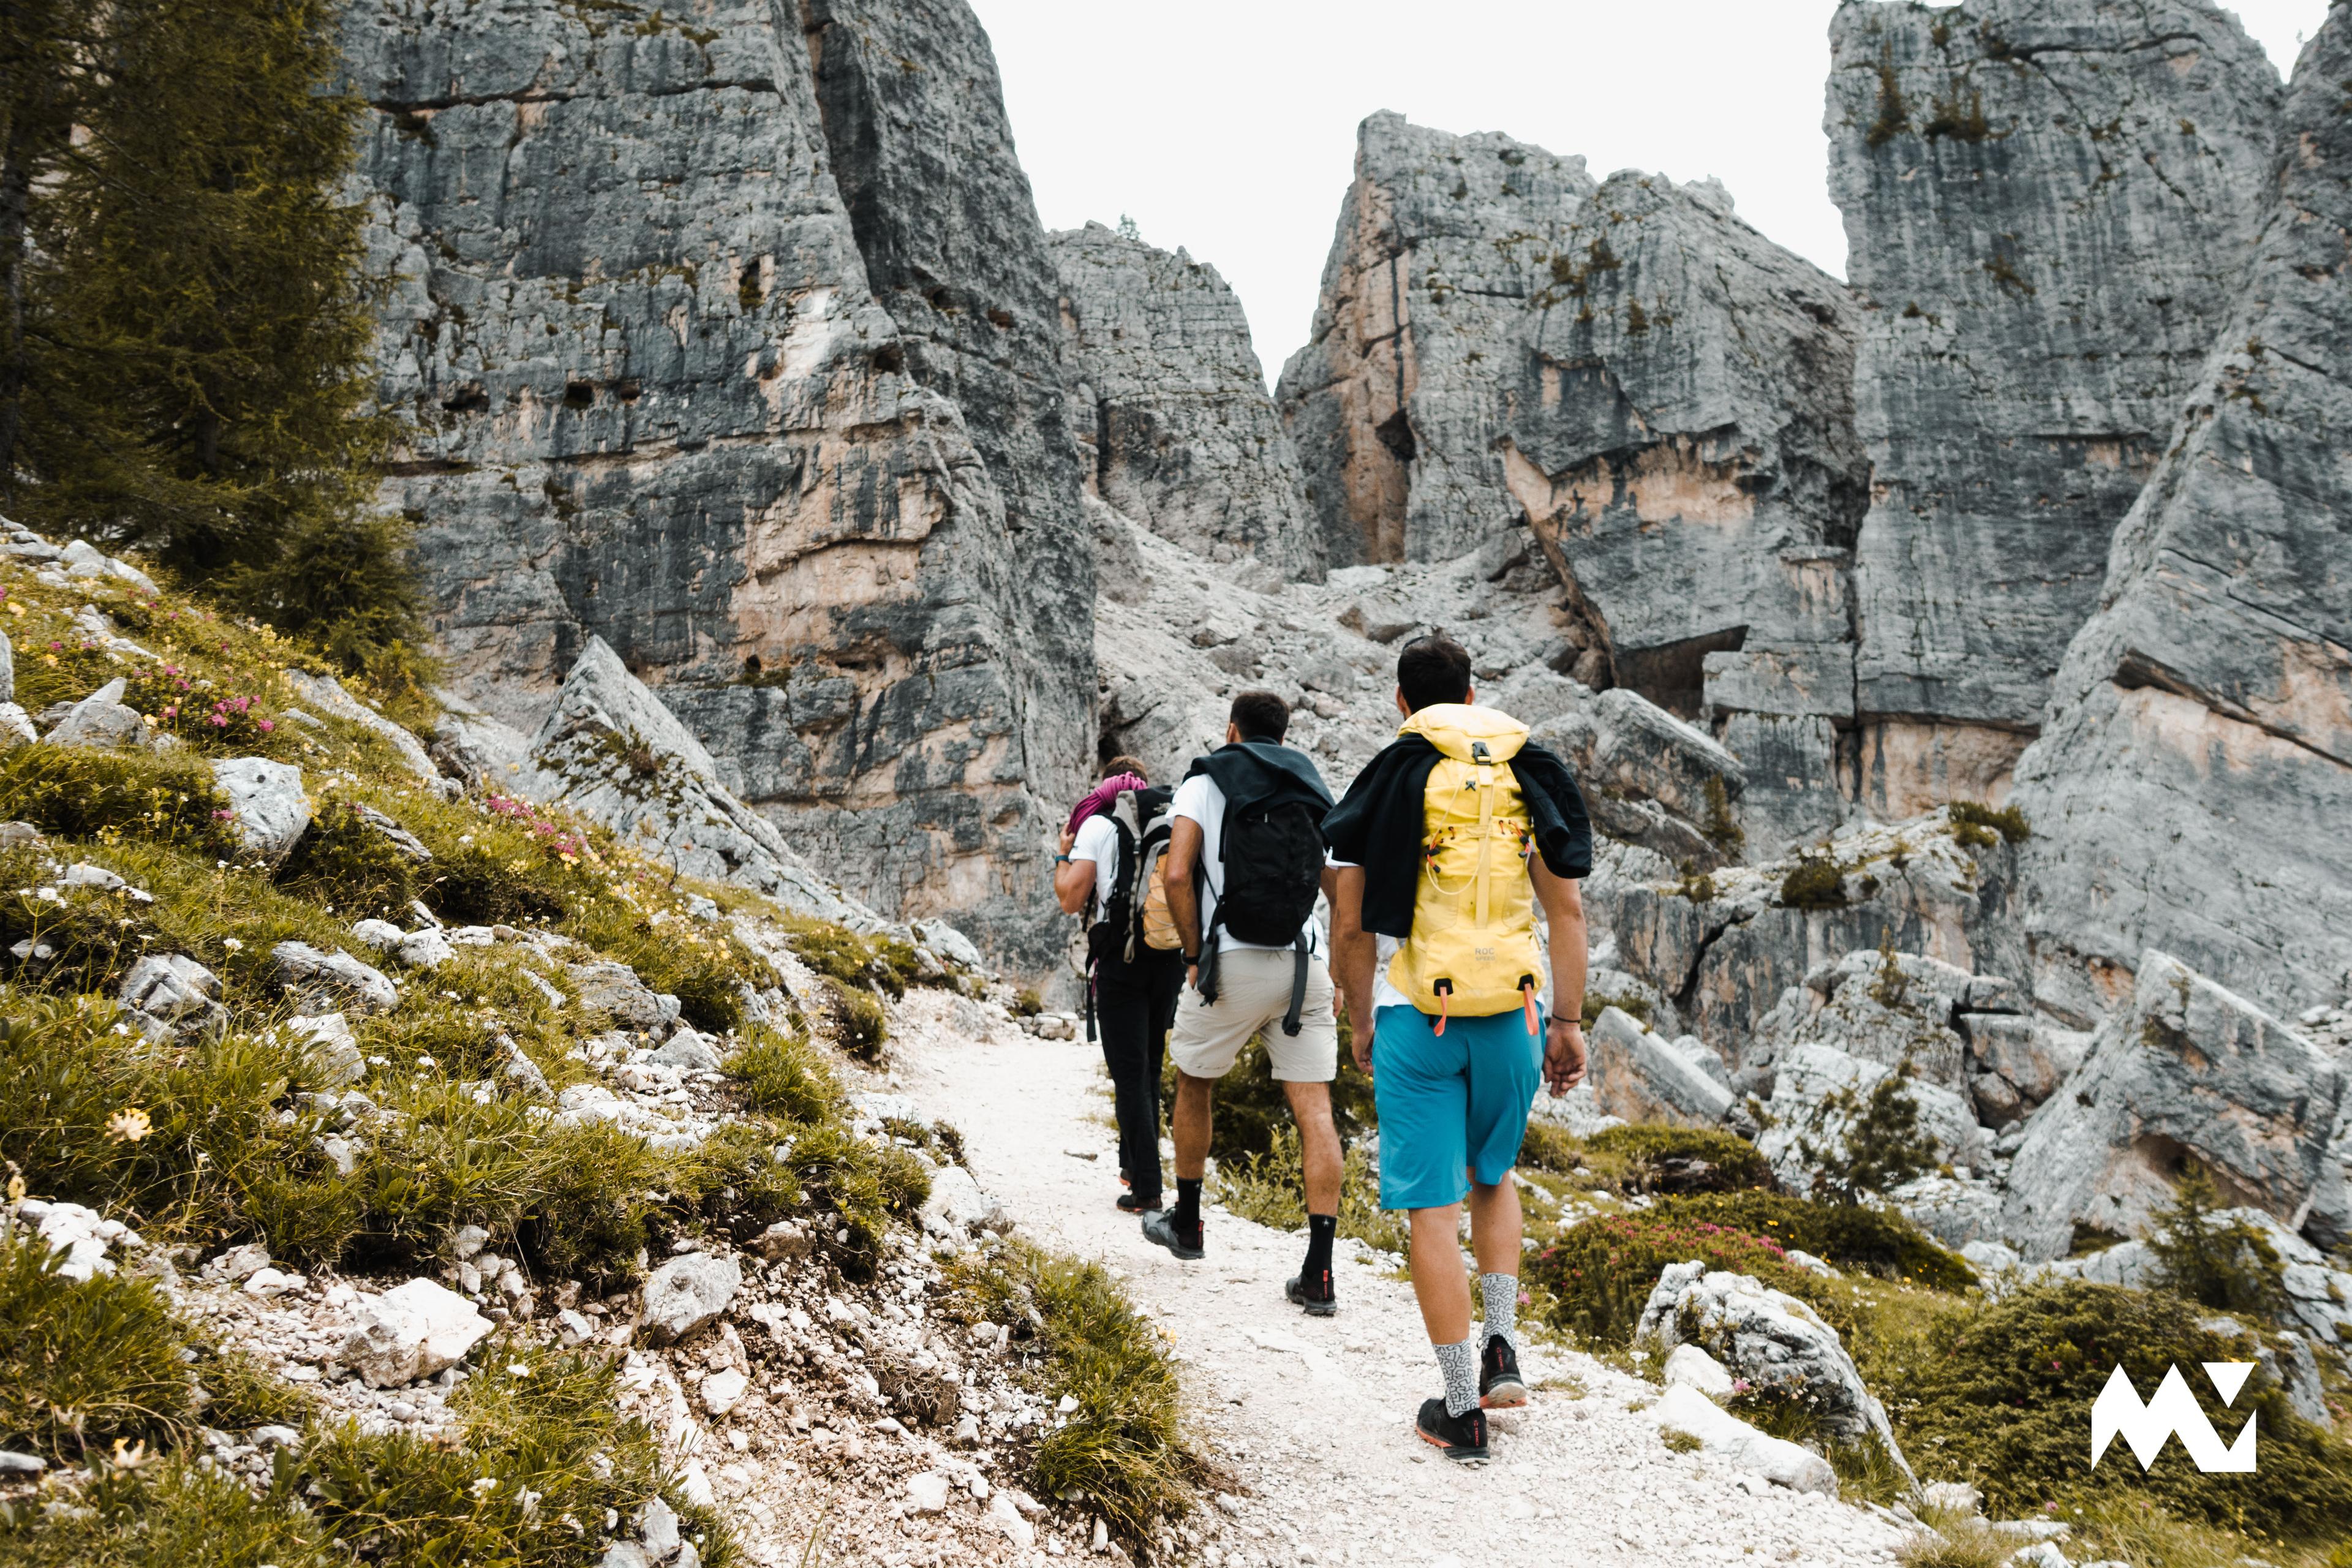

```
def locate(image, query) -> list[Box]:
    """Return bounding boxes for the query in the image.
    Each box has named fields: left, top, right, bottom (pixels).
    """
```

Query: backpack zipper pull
left=1520, top=976, right=1539, bottom=1036
left=1434, top=979, right=1452, bottom=1037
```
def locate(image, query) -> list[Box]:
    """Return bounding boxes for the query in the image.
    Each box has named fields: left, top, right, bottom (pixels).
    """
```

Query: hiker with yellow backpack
left=1324, top=636, right=1591, bottom=1463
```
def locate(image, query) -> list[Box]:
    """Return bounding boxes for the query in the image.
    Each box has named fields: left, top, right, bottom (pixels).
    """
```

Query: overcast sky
left=967, top=1, right=2328, bottom=386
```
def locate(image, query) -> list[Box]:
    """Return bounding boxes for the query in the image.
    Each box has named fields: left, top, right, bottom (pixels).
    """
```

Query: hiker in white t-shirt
left=1144, top=690, right=1348, bottom=1318
left=1055, top=755, right=1185, bottom=1215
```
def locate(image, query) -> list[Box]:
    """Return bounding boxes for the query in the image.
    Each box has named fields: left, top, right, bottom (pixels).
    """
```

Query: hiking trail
left=889, top=1006, right=1912, bottom=1568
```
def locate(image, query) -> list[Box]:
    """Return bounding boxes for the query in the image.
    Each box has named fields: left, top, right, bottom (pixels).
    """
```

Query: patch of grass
left=272, top=797, right=421, bottom=919
left=0, top=746, right=237, bottom=858
left=0, top=1231, right=195, bottom=1463
left=0, top=1454, right=339, bottom=1567
left=1653, top=1192, right=1973, bottom=1291
left=1523, top=1122, right=1771, bottom=1196
left=948, top=1242, right=1198, bottom=1546
left=728, top=1026, right=845, bottom=1125
left=1881, top=1281, right=2352, bottom=1544
left=1659, top=1426, right=1702, bottom=1454
left=825, top=978, right=888, bottom=1061
left=1579, top=990, right=1651, bottom=1029
left=786, top=919, right=923, bottom=1000
left=1212, top=1123, right=1406, bottom=1254
left=1895, top=1515, right=2013, bottom=1568
left=1701, top=775, right=1743, bottom=860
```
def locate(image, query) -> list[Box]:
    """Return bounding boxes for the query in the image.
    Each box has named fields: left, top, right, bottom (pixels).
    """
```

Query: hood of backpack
left=1396, top=703, right=1528, bottom=764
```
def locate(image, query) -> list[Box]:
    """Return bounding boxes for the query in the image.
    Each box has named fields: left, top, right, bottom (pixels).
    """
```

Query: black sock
left=1305, top=1213, right=1336, bottom=1280
left=1172, top=1178, right=1202, bottom=1232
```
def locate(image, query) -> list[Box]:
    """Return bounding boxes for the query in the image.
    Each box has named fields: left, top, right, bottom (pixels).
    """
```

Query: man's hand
left=1350, top=1012, right=1374, bottom=1077
left=1056, top=829, right=1076, bottom=858
left=1544, top=1016, right=1587, bottom=1095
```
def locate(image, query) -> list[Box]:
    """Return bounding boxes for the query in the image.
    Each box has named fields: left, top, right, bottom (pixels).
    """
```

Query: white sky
left=968, top=1, right=2328, bottom=385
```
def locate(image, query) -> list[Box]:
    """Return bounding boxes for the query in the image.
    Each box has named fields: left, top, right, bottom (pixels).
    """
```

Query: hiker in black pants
left=1055, top=756, right=1185, bottom=1214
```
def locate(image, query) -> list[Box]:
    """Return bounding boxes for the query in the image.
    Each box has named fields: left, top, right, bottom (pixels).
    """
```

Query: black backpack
left=1212, top=794, right=1325, bottom=947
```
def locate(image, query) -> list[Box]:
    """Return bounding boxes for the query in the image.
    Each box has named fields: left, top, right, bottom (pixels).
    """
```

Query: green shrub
left=513, top=1121, right=674, bottom=1291
left=1947, top=800, right=2029, bottom=846
left=774, top=1120, right=926, bottom=1279
left=1580, top=990, right=1653, bottom=1028
left=1527, top=1210, right=1839, bottom=1346
left=788, top=919, right=922, bottom=999
left=0, top=746, right=236, bottom=856
left=272, top=797, right=421, bottom=917
left=0, top=1453, right=337, bottom=1567
left=1797, top=1064, right=1937, bottom=1199
left=2146, top=1164, right=2288, bottom=1321
left=0, top=861, right=166, bottom=995
left=1653, top=1192, right=1974, bottom=1291
left=424, top=842, right=570, bottom=926
left=1780, top=853, right=1852, bottom=910
left=1159, top=1033, right=1378, bottom=1164
left=1886, top=1282, right=2352, bottom=1541
left=949, top=1242, right=1197, bottom=1545
left=0, top=1232, right=195, bottom=1462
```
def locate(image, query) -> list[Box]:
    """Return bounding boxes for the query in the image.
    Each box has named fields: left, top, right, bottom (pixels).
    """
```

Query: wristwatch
left=1182, top=952, right=1200, bottom=967
left=1054, top=854, right=1072, bottom=864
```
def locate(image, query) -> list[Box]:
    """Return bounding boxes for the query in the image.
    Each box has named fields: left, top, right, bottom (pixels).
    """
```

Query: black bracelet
left=1182, top=953, right=1200, bottom=966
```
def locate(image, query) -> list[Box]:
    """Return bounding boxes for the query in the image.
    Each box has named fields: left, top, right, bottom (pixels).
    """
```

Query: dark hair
left=1101, top=754, right=1149, bottom=782
left=1228, top=689, right=1289, bottom=743
left=1396, top=635, right=1473, bottom=712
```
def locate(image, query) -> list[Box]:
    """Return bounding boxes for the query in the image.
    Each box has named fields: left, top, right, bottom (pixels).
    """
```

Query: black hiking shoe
left=1479, top=1335, right=1528, bottom=1409
left=1285, top=1270, right=1337, bottom=1317
left=1140, top=1210, right=1203, bottom=1260
left=1415, top=1398, right=1488, bottom=1462
left=1116, top=1191, right=1161, bottom=1214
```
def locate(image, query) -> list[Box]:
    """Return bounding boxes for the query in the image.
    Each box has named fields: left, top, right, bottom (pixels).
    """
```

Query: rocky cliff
left=345, top=0, right=1088, bottom=972
left=1826, top=0, right=2282, bottom=816
left=1050, top=224, right=1324, bottom=582
left=1277, top=115, right=1872, bottom=851
left=2011, top=3, right=2352, bottom=1025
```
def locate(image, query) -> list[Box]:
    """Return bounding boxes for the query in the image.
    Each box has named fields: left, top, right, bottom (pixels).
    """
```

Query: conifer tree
left=1, top=0, right=423, bottom=682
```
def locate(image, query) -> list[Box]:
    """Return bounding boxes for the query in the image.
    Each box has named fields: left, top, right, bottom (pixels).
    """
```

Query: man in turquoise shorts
left=1324, top=635, right=1590, bottom=1463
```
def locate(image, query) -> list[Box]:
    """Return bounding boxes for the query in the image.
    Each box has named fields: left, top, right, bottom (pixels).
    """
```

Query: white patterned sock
left=1434, top=1336, right=1480, bottom=1417
left=1480, top=1272, right=1518, bottom=1354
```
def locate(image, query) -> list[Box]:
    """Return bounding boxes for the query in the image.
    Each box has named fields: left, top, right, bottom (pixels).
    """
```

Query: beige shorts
left=1169, top=947, right=1339, bottom=1082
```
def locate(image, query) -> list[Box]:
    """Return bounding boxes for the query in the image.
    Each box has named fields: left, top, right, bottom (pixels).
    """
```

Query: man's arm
left=1327, top=864, right=1378, bottom=1074
left=1166, top=816, right=1204, bottom=988
left=1530, top=857, right=1588, bottom=1093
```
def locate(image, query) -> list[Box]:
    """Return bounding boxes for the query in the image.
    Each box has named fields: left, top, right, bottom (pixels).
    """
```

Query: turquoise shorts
left=1371, top=1003, right=1544, bottom=1211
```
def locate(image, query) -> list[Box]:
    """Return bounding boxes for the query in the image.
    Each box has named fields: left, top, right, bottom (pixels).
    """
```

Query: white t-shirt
left=1070, top=813, right=1122, bottom=916
left=1325, top=851, right=1548, bottom=1014
left=1172, top=772, right=1324, bottom=957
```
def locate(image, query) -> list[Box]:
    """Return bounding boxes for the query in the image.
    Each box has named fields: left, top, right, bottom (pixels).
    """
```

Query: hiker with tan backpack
left=1057, top=755, right=1187, bottom=1216
left=1324, top=636, right=1592, bottom=1462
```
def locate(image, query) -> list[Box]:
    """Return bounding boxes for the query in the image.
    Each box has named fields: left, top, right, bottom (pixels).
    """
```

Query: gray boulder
left=639, top=1252, right=741, bottom=1344
left=40, top=679, right=151, bottom=752
left=117, top=954, right=221, bottom=1029
left=1828, top=0, right=2283, bottom=817
left=1635, top=1260, right=1914, bottom=1487
left=285, top=1012, right=366, bottom=1087
left=568, top=961, right=667, bottom=1031
left=1512, top=673, right=1746, bottom=870
left=2009, top=4, right=2352, bottom=1028
left=2000, top=952, right=2350, bottom=1259
left=1759, top=1042, right=1985, bottom=1198
left=341, top=1278, right=491, bottom=1387
left=1586, top=1007, right=1732, bottom=1129
left=271, top=941, right=399, bottom=1016
left=211, top=758, right=311, bottom=862
left=282, top=669, right=440, bottom=784
left=1049, top=222, right=1322, bottom=581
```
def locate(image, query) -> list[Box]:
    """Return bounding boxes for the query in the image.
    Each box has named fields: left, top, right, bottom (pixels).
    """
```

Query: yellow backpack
left=1385, top=704, right=1544, bottom=1033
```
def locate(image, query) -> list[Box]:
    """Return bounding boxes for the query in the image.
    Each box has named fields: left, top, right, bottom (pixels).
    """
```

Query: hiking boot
left=1415, top=1397, right=1488, bottom=1462
left=1479, top=1336, right=1527, bottom=1409
left=1285, top=1270, right=1336, bottom=1317
left=1140, top=1210, right=1203, bottom=1261
left=1116, top=1191, right=1161, bottom=1214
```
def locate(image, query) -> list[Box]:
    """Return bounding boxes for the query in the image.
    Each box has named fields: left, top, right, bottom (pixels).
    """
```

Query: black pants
left=1093, top=946, right=1184, bottom=1205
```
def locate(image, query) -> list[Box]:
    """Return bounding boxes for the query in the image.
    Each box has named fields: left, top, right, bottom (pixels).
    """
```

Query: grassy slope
left=0, top=547, right=1195, bottom=1559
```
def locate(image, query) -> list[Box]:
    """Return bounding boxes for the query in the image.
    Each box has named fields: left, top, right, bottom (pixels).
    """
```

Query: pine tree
left=1, top=0, right=423, bottom=682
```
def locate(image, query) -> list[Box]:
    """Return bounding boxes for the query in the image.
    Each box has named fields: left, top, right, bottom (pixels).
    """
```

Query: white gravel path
left=889, top=1004, right=1911, bottom=1568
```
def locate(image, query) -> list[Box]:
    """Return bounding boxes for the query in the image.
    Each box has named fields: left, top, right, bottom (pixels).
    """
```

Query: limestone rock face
left=344, top=0, right=1085, bottom=974
left=2011, top=6, right=2352, bottom=1025
left=2000, top=951, right=2350, bottom=1259
left=1586, top=1006, right=1733, bottom=1129
left=1826, top=0, right=2282, bottom=814
left=1049, top=223, right=1323, bottom=581
left=1278, top=111, right=1597, bottom=570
